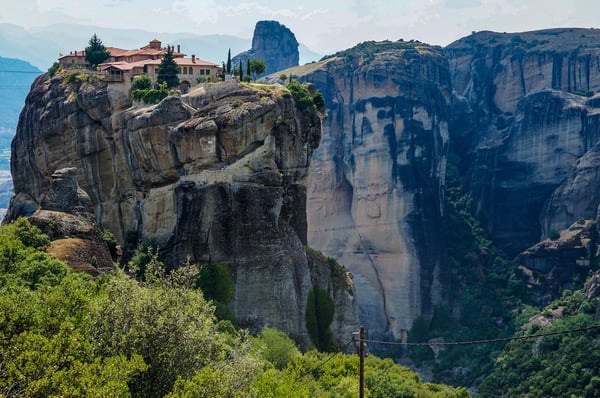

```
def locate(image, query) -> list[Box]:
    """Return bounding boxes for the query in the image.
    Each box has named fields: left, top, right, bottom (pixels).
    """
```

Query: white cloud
left=2, top=0, right=600, bottom=53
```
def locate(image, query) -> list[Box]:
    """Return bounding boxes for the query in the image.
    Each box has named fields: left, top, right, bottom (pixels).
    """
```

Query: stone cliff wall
left=232, top=20, right=299, bottom=78
left=8, top=69, right=357, bottom=349
left=294, top=42, right=451, bottom=339
left=446, top=29, right=600, bottom=256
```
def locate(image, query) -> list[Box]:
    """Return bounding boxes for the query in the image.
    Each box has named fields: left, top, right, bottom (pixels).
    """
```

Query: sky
left=2, top=0, right=599, bottom=55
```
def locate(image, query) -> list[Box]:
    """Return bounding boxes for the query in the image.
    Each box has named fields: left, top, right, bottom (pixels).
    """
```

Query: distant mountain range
left=0, top=56, right=41, bottom=131
left=0, top=23, right=323, bottom=71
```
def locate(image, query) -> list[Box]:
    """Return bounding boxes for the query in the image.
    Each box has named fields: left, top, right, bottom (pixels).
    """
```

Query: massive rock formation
left=514, top=220, right=594, bottom=305
left=11, top=26, right=600, bottom=351
left=290, top=41, right=451, bottom=339
left=232, top=20, right=299, bottom=78
left=446, top=28, right=600, bottom=256
left=7, top=69, right=358, bottom=349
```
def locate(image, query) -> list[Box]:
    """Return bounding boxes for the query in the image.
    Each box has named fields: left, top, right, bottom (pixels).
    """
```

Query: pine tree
left=226, top=49, right=232, bottom=74
left=157, top=46, right=180, bottom=89
left=85, top=34, right=110, bottom=68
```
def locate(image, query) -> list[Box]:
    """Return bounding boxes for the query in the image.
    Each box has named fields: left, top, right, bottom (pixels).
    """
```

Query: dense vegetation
left=405, top=152, right=600, bottom=396
left=0, top=218, right=467, bottom=397
left=478, top=288, right=600, bottom=397
left=401, top=158, right=518, bottom=387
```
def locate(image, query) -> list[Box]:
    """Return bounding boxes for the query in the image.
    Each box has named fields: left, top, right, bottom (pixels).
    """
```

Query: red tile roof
left=143, top=57, right=220, bottom=67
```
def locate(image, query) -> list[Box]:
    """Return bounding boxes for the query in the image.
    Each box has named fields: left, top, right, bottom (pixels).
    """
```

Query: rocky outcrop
left=232, top=20, right=299, bottom=78
left=291, top=41, right=451, bottom=339
left=7, top=68, right=356, bottom=349
left=9, top=167, right=115, bottom=276
left=514, top=221, right=595, bottom=305
left=446, top=29, right=600, bottom=256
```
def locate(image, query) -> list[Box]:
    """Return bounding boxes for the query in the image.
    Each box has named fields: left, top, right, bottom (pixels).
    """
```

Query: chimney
left=192, top=54, right=196, bottom=63
left=177, top=44, right=180, bottom=53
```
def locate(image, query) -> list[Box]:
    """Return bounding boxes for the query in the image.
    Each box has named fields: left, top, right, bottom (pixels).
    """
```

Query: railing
left=104, top=74, right=124, bottom=82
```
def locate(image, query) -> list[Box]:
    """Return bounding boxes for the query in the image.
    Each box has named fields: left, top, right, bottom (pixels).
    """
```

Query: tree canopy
left=157, top=46, right=180, bottom=89
left=85, top=33, right=110, bottom=68
left=0, top=218, right=467, bottom=398
left=226, top=49, right=232, bottom=74
left=248, top=58, right=267, bottom=80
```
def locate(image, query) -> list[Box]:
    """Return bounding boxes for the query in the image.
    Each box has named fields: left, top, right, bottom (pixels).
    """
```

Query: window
left=200, top=69, right=205, bottom=75
left=178, top=67, right=182, bottom=74
left=188, top=67, right=193, bottom=74
left=205, top=69, right=210, bottom=75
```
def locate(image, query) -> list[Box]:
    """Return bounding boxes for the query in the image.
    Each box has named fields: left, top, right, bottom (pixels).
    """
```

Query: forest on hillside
left=0, top=218, right=468, bottom=398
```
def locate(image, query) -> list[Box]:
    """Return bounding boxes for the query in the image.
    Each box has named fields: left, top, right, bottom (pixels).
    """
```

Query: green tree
left=131, top=75, right=153, bottom=90
left=226, top=48, right=232, bottom=74
left=305, top=288, right=335, bottom=351
left=85, top=33, right=110, bottom=68
left=196, top=262, right=235, bottom=322
left=248, top=58, right=267, bottom=80
left=157, top=46, right=180, bottom=88
left=253, top=327, right=301, bottom=370
left=239, top=59, right=243, bottom=79
left=90, top=272, right=225, bottom=398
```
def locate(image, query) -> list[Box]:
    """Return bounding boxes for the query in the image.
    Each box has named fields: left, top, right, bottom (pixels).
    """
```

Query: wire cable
left=299, top=338, right=356, bottom=378
left=0, top=70, right=43, bottom=74
left=362, top=324, right=600, bottom=347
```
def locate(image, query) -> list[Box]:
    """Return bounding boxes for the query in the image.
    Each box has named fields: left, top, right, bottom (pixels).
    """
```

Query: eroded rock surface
left=291, top=41, right=451, bottom=339
left=232, top=20, right=299, bottom=78
left=446, top=28, right=600, bottom=256
left=515, top=221, right=594, bottom=305
left=8, top=69, right=356, bottom=349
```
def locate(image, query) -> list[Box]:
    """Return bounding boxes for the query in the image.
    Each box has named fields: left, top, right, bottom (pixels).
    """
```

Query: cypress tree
left=85, top=33, right=110, bottom=68
left=239, top=59, right=243, bottom=79
left=226, top=48, right=232, bottom=74
left=157, top=46, right=180, bottom=88
left=246, top=59, right=250, bottom=79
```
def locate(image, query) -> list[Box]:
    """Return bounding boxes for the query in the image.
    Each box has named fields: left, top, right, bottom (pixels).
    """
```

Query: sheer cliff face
left=296, top=43, right=451, bottom=338
left=446, top=29, right=600, bottom=256
left=9, top=71, right=358, bottom=349
left=232, top=20, right=299, bottom=78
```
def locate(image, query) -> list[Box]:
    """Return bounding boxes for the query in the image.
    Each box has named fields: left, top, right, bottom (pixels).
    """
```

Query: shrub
left=549, top=230, right=560, bottom=240
left=195, top=263, right=235, bottom=322
left=131, top=88, right=168, bottom=105
left=48, top=62, right=60, bottom=77
left=305, top=288, right=335, bottom=351
left=131, top=75, right=153, bottom=90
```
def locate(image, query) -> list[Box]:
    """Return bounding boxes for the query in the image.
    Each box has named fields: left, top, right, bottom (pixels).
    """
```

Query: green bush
left=305, top=288, right=335, bottom=351
left=253, top=327, right=300, bottom=370
left=131, top=88, right=168, bottom=104
left=196, top=263, right=235, bottom=323
left=48, top=62, right=60, bottom=77
left=131, top=75, right=153, bottom=90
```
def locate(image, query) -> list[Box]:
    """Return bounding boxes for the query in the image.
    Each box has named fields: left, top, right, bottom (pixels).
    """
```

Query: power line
left=0, top=70, right=43, bottom=74
left=362, top=324, right=600, bottom=347
left=299, top=338, right=356, bottom=378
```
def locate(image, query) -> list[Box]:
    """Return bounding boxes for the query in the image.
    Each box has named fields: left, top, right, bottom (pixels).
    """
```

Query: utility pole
left=359, top=325, right=365, bottom=398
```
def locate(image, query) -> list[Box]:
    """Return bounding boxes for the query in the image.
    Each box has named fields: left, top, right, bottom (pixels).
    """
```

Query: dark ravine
left=7, top=69, right=358, bottom=350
